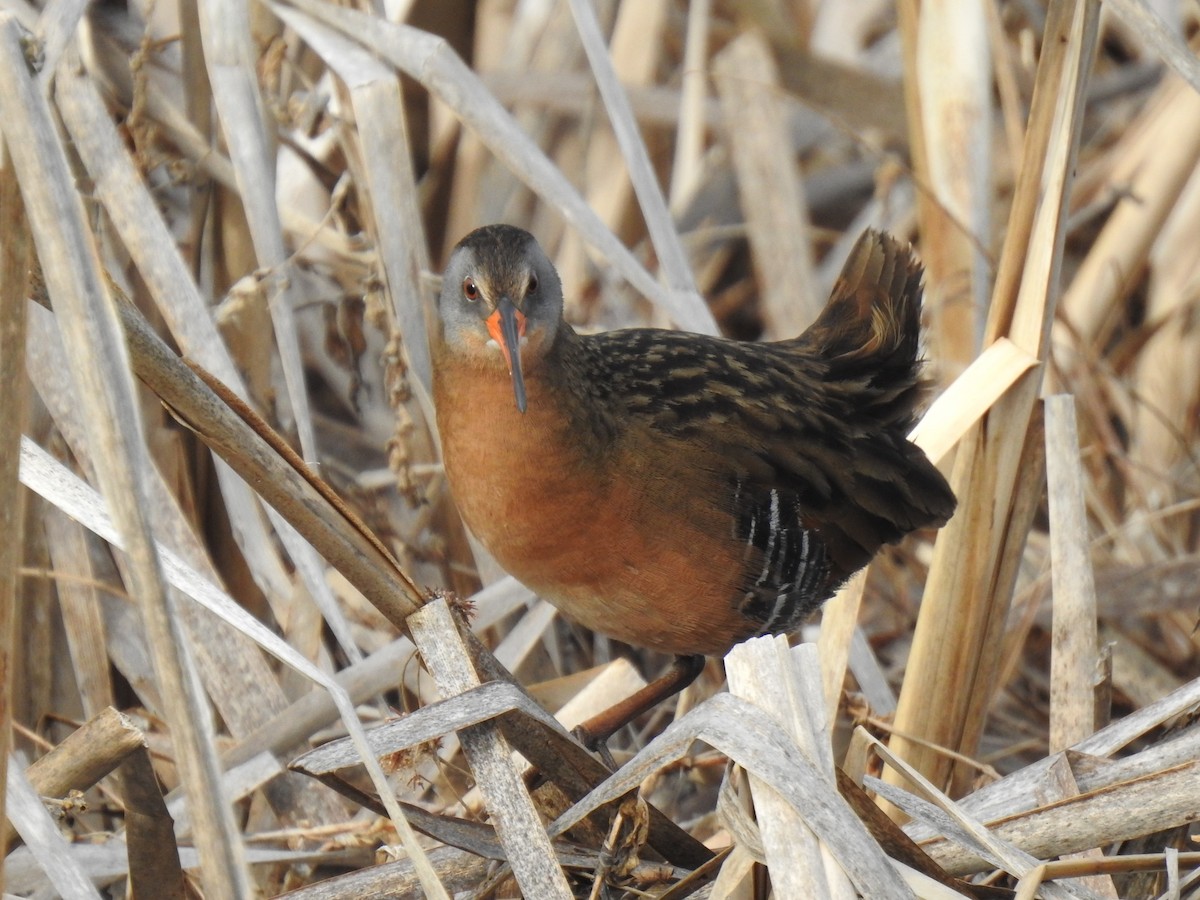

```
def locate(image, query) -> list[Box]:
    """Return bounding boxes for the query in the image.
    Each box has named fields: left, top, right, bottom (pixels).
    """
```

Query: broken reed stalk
left=887, top=0, right=1102, bottom=799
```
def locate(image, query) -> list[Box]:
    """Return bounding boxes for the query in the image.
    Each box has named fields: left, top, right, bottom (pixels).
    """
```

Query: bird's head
left=436, top=225, right=564, bottom=413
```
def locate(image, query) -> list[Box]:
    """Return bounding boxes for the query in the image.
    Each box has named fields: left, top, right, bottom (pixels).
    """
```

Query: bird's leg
left=574, top=654, right=706, bottom=751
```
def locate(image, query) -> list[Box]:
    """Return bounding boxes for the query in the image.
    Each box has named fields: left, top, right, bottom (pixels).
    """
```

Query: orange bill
left=485, top=296, right=527, bottom=412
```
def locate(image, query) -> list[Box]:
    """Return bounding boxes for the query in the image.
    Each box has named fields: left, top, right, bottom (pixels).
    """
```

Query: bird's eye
left=527, top=274, right=539, bottom=295
left=462, top=277, right=479, bottom=302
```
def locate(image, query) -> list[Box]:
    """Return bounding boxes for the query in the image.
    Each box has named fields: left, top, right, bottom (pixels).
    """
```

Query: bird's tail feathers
left=802, top=229, right=924, bottom=367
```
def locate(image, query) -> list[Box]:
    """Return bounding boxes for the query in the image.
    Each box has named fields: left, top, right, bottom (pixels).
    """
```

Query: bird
left=431, top=224, right=956, bottom=743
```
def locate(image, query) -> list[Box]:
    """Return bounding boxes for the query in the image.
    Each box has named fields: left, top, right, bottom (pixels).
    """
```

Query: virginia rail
left=432, top=224, right=955, bottom=743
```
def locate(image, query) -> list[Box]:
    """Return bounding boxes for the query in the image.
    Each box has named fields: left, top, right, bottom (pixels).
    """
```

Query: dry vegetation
left=1, top=0, right=1200, bottom=897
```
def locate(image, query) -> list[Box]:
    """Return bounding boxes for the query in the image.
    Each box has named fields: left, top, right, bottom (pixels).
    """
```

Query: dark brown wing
left=570, top=230, right=954, bottom=627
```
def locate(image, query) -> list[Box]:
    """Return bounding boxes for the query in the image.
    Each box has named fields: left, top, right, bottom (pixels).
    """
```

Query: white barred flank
left=733, top=480, right=833, bottom=636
